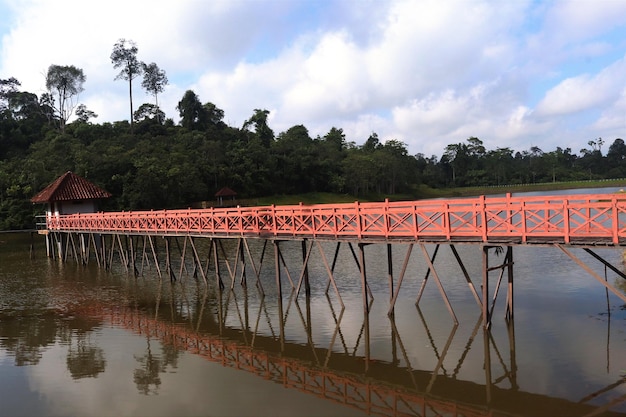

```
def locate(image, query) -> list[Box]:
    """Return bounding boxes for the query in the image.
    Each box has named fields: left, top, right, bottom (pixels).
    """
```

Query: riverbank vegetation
left=2, top=58, right=626, bottom=229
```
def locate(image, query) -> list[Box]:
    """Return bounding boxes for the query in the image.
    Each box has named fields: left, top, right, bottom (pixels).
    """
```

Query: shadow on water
left=1, top=231, right=626, bottom=416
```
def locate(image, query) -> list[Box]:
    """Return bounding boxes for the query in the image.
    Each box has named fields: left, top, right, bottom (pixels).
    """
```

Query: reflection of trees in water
left=60, top=315, right=107, bottom=379
left=0, top=313, right=58, bottom=365
left=0, top=311, right=107, bottom=380
left=66, top=336, right=106, bottom=379
left=133, top=337, right=180, bottom=395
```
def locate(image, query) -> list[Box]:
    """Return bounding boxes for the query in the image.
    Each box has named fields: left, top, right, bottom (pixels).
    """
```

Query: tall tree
left=74, top=104, right=98, bottom=124
left=45, top=65, right=86, bottom=132
left=176, top=90, right=206, bottom=130
left=141, top=62, right=168, bottom=123
left=133, top=103, right=165, bottom=124
left=111, top=39, right=142, bottom=131
left=242, top=109, right=274, bottom=147
left=0, top=77, right=20, bottom=113
left=203, top=102, right=225, bottom=127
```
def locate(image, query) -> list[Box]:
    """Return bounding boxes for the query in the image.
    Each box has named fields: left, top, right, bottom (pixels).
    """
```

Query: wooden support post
left=79, top=233, right=87, bottom=264
left=506, top=247, right=514, bottom=321
left=90, top=234, right=100, bottom=267
left=165, top=236, right=176, bottom=282
left=129, top=235, right=137, bottom=276
left=101, top=234, right=108, bottom=270
left=415, top=244, right=440, bottom=305
left=242, top=238, right=266, bottom=296
left=483, top=327, right=493, bottom=404
left=188, top=236, right=208, bottom=285
left=239, top=239, right=247, bottom=287
left=139, top=235, right=148, bottom=275
left=358, top=243, right=370, bottom=372
left=148, top=235, right=162, bottom=280
left=202, top=238, right=213, bottom=281
left=179, top=236, right=188, bottom=280
left=44, top=233, right=51, bottom=258
left=302, top=239, right=310, bottom=297
left=274, top=240, right=285, bottom=352
left=482, top=245, right=490, bottom=328
left=68, top=233, right=80, bottom=264
left=116, top=234, right=128, bottom=272
left=419, top=243, right=458, bottom=324
left=426, top=324, right=458, bottom=393
left=213, top=239, right=224, bottom=290
left=387, top=244, right=393, bottom=302
left=295, top=240, right=313, bottom=297
left=507, top=315, right=518, bottom=390
left=56, top=232, right=64, bottom=261
left=557, top=244, right=626, bottom=304
left=108, top=234, right=116, bottom=270
left=315, top=241, right=344, bottom=309
left=450, top=245, right=483, bottom=309
left=324, top=242, right=341, bottom=295
left=350, top=242, right=373, bottom=301
left=388, top=244, right=413, bottom=316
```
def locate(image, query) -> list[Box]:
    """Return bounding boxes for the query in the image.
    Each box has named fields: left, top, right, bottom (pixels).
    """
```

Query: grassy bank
left=250, top=179, right=626, bottom=206
left=428, top=178, right=626, bottom=198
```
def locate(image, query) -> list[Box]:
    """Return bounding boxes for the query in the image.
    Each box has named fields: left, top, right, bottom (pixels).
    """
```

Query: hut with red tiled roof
left=31, top=171, right=112, bottom=258
left=31, top=171, right=112, bottom=216
left=215, top=186, right=237, bottom=207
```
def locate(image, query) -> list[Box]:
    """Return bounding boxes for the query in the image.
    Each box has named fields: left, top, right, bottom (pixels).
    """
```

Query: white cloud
left=536, top=55, right=626, bottom=117
left=1, top=0, right=626, bottom=156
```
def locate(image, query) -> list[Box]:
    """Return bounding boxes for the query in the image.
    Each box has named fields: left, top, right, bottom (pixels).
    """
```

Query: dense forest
left=1, top=41, right=625, bottom=230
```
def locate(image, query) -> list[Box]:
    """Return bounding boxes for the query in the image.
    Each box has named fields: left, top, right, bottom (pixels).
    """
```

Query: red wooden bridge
left=40, top=192, right=626, bottom=329
left=44, top=193, right=626, bottom=245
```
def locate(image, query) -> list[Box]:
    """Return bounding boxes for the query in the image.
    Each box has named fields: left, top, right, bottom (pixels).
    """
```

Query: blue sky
left=1, top=0, right=626, bottom=158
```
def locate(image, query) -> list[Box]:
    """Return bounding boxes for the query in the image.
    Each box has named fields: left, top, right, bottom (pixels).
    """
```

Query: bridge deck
left=43, top=193, right=626, bottom=245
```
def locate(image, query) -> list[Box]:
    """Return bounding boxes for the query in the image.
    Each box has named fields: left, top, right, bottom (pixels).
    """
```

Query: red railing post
left=355, top=201, right=362, bottom=239
left=612, top=196, right=619, bottom=244
left=444, top=203, right=450, bottom=240
left=412, top=202, right=418, bottom=239
left=384, top=198, right=389, bottom=238
left=563, top=198, right=570, bottom=244
left=480, top=195, right=487, bottom=242
left=271, top=204, right=277, bottom=237
left=506, top=193, right=512, bottom=234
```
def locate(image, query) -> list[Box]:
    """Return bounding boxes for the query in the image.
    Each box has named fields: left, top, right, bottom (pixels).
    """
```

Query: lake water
left=1, top=193, right=626, bottom=416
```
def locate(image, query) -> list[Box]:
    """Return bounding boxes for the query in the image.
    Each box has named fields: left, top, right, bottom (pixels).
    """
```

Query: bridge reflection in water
left=40, top=194, right=626, bottom=415
left=75, top=261, right=625, bottom=417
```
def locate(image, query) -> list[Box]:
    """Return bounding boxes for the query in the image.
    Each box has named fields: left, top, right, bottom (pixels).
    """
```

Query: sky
left=1, top=0, right=626, bottom=158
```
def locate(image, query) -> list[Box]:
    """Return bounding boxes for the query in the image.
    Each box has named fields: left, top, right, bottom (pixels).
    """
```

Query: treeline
left=1, top=78, right=625, bottom=229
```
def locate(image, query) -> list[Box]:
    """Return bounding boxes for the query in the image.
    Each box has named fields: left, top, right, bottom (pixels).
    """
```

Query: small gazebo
left=31, top=171, right=112, bottom=217
left=31, top=171, right=112, bottom=258
left=215, top=186, right=237, bottom=207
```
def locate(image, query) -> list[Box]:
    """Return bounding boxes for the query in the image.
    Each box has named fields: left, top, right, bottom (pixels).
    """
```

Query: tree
left=110, top=39, right=143, bottom=131
left=242, top=109, right=274, bottom=147
left=134, top=103, right=165, bottom=124
left=44, top=65, right=86, bottom=131
left=203, top=102, right=225, bottom=127
left=363, top=133, right=381, bottom=152
left=0, top=77, right=20, bottom=113
left=141, top=62, right=168, bottom=123
left=74, top=104, right=98, bottom=124
left=606, top=138, right=626, bottom=176
left=176, top=90, right=206, bottom=130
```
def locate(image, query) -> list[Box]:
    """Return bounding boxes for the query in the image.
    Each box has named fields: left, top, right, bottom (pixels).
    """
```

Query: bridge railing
left=45, top=193, right=626, bottom=244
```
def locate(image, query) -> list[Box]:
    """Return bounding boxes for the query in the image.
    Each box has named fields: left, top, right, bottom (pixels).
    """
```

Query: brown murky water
left=0, top=231, right=625, bottom=417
